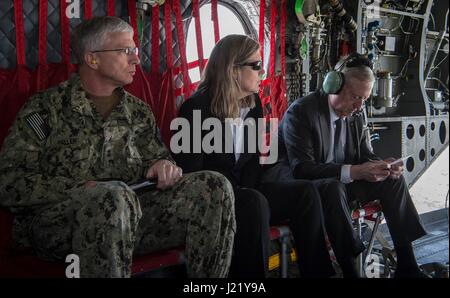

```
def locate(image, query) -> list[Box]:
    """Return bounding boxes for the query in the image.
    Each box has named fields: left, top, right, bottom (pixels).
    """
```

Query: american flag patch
left=26, top=112, right=49, bottom=141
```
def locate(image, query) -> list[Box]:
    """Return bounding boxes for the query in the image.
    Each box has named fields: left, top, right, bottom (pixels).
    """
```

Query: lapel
left=200, top=93, right=236, bottom=167
left=318, top=93, right=331, bottom=162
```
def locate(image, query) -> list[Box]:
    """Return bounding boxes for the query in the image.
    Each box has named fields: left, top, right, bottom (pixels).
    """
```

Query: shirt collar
left=328, top=97, right=343, bottom=124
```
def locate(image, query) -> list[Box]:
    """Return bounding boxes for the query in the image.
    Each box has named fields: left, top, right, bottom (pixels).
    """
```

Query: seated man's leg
left=30, top=181, right=142, bottom=277
left=350, top=176, right=426, bottom=246
left=260, top=180, right=336, bottom=277
left=134, top=171, right=236, bottom=278
left=348, top=176, right=427, bottom=275
left=313, top=178, right=366, bottom=278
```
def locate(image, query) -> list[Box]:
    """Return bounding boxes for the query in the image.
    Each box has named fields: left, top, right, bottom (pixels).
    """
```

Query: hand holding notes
left=355, top=154, right=412, bottom=182
left=387, top=154, right=413, bottom=167
left=129, top=178, right=158, bottom=194
left=352, top=159, right=391, bottom=182
left=384, top=154, right=412, bottom=179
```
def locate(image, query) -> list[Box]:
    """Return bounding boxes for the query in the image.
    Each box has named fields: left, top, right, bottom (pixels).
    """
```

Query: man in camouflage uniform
left=0, top=16, right=236, bottom=278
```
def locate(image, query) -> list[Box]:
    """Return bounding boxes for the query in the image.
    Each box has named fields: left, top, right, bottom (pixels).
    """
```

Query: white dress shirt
left=232, top=107, right=251, bottom=162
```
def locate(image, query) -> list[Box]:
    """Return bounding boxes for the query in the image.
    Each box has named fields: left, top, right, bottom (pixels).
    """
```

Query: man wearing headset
left=265, top=53, right=427, bottom=278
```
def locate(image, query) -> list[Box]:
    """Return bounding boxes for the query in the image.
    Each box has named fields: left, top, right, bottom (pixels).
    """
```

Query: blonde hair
left=198, top=35, right=259, bottom=120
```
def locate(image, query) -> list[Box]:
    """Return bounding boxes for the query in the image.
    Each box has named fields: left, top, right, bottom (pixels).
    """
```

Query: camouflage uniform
left=0, top=75, right=236, bottom=278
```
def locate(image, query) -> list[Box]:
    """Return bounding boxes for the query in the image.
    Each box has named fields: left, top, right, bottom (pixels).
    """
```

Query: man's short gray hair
left=342, top=65, right=375, bottom=85
left=73, top=16, right=134, bottom=64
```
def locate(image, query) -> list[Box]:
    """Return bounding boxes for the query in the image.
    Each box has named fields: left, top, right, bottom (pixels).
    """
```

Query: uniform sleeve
left=136, top=104, right=175, bottom=175
left=0, top=96, right=84, bottom=213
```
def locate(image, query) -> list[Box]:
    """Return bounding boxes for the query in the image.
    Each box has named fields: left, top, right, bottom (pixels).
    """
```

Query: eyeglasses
left=91, top=47, right=139, bottom=56
left=236, top=60, right=263, bottom=71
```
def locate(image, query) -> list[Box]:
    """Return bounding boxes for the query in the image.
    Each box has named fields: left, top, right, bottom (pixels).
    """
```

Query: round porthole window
left=406, top=124, right=414, bottom=139
left=406, top=157, right=415, bottom=172
left=419, top=149, right=425, bottom=161
left=419, top=124, right=425, bottom=137
left=439, top=121, right=446, bottom=144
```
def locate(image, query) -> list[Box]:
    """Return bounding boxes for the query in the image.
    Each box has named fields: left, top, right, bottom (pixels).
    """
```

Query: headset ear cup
left=322, top=71, right=345, bottom=94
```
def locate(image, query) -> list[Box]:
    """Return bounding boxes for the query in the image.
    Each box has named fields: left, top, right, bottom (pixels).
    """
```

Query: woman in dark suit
left=173, top=35, right=335, bottom=278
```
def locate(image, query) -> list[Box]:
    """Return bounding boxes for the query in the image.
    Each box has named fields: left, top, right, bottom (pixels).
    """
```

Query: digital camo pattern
left=0, top=75, right=236, bottom=277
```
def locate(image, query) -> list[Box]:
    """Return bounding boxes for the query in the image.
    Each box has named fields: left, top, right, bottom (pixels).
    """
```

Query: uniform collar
left=69, top=75, right=133, bottom=124
left=109, top=88, right=133, bottom=124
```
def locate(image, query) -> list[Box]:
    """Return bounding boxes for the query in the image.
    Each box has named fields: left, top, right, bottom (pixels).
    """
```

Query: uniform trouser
left=259, top=180, right=336, bottom=278
left=28, top=171, right=236, bottom=278
left=229, top=188, right=271, bottom=278
left=313, top=176, right=427, bottom=269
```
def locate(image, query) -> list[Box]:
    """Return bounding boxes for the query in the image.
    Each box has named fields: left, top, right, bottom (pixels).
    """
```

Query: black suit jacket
left=277, top=91, right=379, bottom=180
left=173, top=88, right=263, bottom=189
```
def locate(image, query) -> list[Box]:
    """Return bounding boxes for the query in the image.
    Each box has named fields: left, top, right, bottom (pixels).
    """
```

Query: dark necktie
left=334, top=118, right=345, bottom=164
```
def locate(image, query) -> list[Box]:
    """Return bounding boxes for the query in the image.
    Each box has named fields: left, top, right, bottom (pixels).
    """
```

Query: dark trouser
left=259, top=180, right=336, bottom=278
left=313, top=176, right=427, bottom=274
left=229, top=188, right=271, bottom=278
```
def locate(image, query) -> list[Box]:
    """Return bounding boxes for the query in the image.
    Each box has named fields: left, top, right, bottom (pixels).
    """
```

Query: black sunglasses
left=237, top=60, right=263, bottom=71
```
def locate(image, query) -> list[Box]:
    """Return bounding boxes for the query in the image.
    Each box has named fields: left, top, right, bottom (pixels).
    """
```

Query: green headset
left=322, top=53, right=373, bottom=94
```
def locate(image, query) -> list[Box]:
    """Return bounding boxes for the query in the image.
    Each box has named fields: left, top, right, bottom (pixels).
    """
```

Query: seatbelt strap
left=107, top=0, right=115, bottom=16
left=163, top=2, right=174, bottom=69
left=84, top=0, right=93, bottom=19
left=259, top=0, right=266, bottom=100
left=211, top=0, right=220, bottom=43
left=173, top=0, right=190, bottom=99
left=13, top=0, right=26, bottom=66
left=37, top=0, right=48, bottom=90
left=280, top=0, right=286, bottom=77
left=192, top=0, right=205, bottom=73
left=38, top=0, right=48, bottom=66
left=128, top=0, right=140, bottom=46
left=151, top=4, right=160, bottom=74
left=269, top=0, right=276, bottom=78
left=60, top=0, right=71, bottom=64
